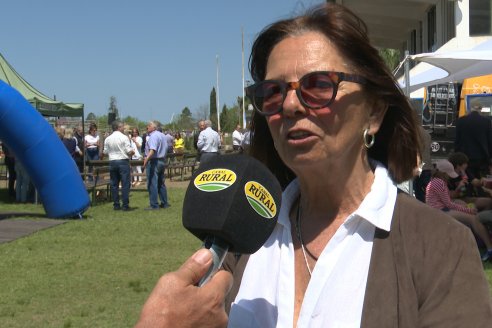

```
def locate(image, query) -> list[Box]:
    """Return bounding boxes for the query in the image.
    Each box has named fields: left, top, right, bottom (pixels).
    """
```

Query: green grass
left=0, top=187, right=201, bottom=327
left=0, top=187, right=491, bottom=327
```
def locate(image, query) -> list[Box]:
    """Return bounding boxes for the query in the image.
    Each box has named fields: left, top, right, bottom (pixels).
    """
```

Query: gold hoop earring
left=363, top=129, right=375, bottom=149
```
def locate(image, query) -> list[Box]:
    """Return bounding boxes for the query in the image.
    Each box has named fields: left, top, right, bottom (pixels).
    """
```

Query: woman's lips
left=288, top=130, right=312, bottom=140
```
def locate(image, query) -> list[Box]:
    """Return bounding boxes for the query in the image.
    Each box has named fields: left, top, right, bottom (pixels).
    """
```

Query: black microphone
left=182, top=153, right=282, bottom=285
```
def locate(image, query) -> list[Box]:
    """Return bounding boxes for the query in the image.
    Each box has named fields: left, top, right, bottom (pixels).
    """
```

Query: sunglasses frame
left=246, top=71, right=367, bottom=116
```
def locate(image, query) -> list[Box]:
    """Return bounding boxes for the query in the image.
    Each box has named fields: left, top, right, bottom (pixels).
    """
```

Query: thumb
left=176, top=248, right=213, bottom=286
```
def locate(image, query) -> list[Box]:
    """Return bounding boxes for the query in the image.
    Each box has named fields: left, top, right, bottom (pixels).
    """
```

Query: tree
left=379, top=48, right=401, bottom=71
left=86, top=112, right=96, bottom=121
left=209, top=87, right=218, bottom=130
left=220, top=104, right=240, bottom=133
left=108, top=96, right=119, bottom=119
left=193, top=104, right=209, bottom=121
left=176, top=107, right=194, bottom=131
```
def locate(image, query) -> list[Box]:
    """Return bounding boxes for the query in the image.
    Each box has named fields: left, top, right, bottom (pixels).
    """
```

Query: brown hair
left=448, top=152, right=469, bottom=168
left=248, top=3, right=421, bottom=187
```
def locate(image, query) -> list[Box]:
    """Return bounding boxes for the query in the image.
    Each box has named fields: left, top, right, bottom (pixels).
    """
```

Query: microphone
left=182, top=153, right=282, bottom=285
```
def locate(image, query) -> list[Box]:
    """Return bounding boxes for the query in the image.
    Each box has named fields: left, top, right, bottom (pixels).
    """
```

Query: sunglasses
left=246, top=71, right=367, bottom=116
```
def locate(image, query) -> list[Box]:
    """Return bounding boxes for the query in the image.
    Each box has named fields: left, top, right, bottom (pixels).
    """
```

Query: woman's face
left=263, top=32, right=385, bottom=172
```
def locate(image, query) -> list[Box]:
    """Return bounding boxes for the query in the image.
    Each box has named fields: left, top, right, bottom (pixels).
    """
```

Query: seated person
left=426, top=159, right=492, bottom=261
left=447, top=152, right=492, bottom=211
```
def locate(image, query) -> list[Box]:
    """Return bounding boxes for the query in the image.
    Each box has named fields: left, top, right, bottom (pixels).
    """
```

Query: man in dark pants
left=142, top=121, right=170, bottom=210
left=2, top=143, right=16, bottom=199
left=73, top=125, right=84, bottom=174
left=103, top=121, right=134, bottom=211
left=455, top=99, right=492, bottom=179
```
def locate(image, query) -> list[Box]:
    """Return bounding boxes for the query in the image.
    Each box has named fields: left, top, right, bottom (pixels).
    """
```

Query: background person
left=455, top=98, right=492, bottom=179
left=197, top=119, right=220, bottom=163
left=84, top=123, right=100, bottom=181
left=2, top=142, right=16, bottom=199
left=232, top=124, right=244, bottom=152
left=426, top=159, right=492, bottom=261
left=173, top=132, right=185, bottom=154
left=447, top=151, right=492, bottom=210
left=142, top=121, right=169, bottom=210
left=103, top=121, right=134, bottom=211
left=136, top=3, right=492, bottom=327
left=413, top=125, right=433, bottom=202
left=73, top=125, right=84, bottom=174
left=131, top=128, right=143, bottom=186
left=194, top=120, right=205, bottom=162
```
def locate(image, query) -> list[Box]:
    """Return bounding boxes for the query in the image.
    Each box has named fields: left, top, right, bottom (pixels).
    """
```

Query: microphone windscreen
left=182, top=154, right=282, bottom=254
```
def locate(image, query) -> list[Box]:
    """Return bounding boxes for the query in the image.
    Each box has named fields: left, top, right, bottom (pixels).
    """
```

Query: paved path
left=0, top=179, right=190, bottom=244
left=0, top=214, right=66, bottom=244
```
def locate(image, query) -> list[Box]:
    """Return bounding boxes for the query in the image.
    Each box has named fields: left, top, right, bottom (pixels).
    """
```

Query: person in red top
left=426, top=159, right=492, bottom=260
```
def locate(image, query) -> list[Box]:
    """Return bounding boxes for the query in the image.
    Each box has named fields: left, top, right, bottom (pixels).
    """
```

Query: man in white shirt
left=197, top=120, right=221, bottom=163
left=103, top=120, right=134, bottom=211
left=232, top=124, right=244, bottom=152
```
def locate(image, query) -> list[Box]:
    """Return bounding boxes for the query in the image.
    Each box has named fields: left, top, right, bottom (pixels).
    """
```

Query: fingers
left=176, top=248, right=214, bottom=286
left=205, top=269, right=233, bottom=299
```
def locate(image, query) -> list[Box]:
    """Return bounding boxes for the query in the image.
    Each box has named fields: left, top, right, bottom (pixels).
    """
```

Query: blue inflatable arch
left=0, top=80, right=89, bottom=218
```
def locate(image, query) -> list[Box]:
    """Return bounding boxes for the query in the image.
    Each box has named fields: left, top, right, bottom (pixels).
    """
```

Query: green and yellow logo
left=244, top=181, right=277, bottom=219
left=194, top=168, right=237, bottom=192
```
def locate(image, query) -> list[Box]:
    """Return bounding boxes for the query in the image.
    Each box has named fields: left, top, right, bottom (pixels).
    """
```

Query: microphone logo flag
left=194, top=168, right=237, bottom=192
left=244, top=181, right=277, bottom=219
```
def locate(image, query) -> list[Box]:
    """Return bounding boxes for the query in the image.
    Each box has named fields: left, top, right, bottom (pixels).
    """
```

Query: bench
left=167, top=153, right=198, bottom=181
left=83, top=166, right=112, bottom=204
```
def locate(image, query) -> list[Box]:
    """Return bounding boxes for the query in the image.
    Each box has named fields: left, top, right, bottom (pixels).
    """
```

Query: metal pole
left=241, top=27, right=246, bottom=129
left=216, top=55, right=221, bottom=132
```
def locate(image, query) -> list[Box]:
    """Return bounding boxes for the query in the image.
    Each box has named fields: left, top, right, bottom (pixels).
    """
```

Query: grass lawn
left=0, top=185, right=491, bottom=327
left=0, top=186, right=201, bottom=327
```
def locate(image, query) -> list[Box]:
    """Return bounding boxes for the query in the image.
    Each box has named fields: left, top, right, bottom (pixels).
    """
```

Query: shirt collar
left=278, top=162, right=396, bottom=232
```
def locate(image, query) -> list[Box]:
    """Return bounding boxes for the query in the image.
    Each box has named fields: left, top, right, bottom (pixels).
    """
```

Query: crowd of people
left=1, top=115, right=250, bottom=212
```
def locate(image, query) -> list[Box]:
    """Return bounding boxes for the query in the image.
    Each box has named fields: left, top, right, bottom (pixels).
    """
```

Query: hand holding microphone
left=136, top=154, right=282, bottom=327
left=135, top=249, right=232, bottom=328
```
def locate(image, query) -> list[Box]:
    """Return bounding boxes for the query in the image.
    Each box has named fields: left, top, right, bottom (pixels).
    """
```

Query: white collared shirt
left=228, top=163, right=397, bottom=328
left=197, top=127, right=221, bottom=153
left=103, top=131, right=133, bottom=160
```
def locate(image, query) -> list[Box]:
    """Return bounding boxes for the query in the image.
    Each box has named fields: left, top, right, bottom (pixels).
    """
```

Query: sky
left=1, top=0, right=324, bottom=124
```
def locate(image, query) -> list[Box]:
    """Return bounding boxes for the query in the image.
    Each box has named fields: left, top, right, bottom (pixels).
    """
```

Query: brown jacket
left=223, top=193, right=492, bottom=327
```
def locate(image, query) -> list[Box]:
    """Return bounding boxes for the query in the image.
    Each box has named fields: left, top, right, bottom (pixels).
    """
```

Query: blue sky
left=1, top=0, right=323, bottom=124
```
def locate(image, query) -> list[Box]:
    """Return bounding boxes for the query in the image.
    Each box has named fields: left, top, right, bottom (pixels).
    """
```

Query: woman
left=426, top=159, right=492, bottom=261
left=131, top=128, right=143, bottom=185
left=173, top=132, right=185, bottom=154
left=136, top=4, right=492, bottom=327
left=84, top=123, right=100, bottom=181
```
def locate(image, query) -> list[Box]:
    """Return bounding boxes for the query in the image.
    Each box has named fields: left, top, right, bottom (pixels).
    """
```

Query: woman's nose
left=282, top=89, right=307, bottom=117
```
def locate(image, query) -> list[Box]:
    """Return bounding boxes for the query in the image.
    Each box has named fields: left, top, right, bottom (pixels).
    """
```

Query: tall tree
left=209, top=87, right=218, bottom=130
left=177, top=107, right=194, bottom=131
left=108, top=96, right=119, bottom=119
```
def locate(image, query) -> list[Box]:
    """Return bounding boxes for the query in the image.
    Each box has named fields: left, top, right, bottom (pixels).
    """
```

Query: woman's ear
left=368, top=99, right=388, bottom=135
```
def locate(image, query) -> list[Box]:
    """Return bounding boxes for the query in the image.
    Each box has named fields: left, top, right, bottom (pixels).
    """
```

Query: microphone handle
left=198, top=236, right=229, bottom=286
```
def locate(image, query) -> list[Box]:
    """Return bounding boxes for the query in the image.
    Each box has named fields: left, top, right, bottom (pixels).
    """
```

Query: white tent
left=399, top=39, right=492, bottom=93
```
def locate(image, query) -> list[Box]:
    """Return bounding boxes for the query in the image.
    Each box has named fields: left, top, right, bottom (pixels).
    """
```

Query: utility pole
left=216, top=55, right=221, bottom=132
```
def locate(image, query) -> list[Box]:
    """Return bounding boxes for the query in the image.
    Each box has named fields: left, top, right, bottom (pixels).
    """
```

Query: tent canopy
left=399, top=38, right=492, bottom=93
left=0, top=53, right=83, bottom=117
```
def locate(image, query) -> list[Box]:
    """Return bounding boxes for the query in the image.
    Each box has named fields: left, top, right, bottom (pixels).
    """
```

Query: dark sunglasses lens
left=254, top=81, right=283, bottom=114
left=300, top=73, right=335, bottom=108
